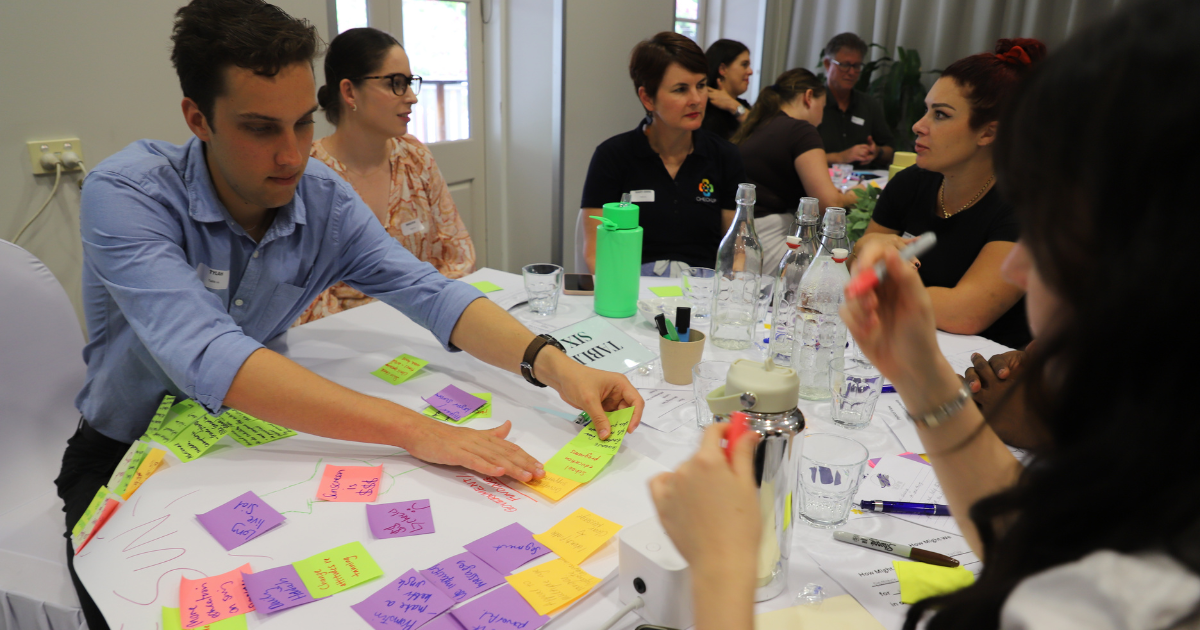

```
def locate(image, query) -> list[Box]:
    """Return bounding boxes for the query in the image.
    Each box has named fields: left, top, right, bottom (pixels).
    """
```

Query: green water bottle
left=591, top=194, right=643, bottom=318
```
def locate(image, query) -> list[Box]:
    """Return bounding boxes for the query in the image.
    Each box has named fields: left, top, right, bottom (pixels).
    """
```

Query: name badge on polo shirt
left=851, top=115, right=865, bottom=126
left=197, top=263, right=229, bottom=290
left=630, top=190, right=655, bottom=203
left=401, top=219, right=425, bottom=236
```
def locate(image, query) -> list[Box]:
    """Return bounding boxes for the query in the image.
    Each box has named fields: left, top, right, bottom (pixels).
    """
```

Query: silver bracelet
left=906, top=383, right=972, bottom=429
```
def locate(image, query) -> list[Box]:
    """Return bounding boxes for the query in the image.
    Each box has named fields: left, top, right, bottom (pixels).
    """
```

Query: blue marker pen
left=861, top=500, right=951, bottom=516
left=676, top=307, right=691, bottom=342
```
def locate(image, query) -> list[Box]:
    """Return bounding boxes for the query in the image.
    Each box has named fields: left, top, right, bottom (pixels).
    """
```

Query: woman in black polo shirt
left=579, top=31, right=746, bottom=276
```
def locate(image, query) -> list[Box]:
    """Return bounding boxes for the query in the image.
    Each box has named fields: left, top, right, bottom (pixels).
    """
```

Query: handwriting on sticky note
left=121, top=448, right=165, bottom=499
left=470, top=280, right=505, bottom=293
left=518, top=471, right=582, bottom=502
left=372, top=353, right=429, bottom=385
left=106, top=440, right=149, bottom=495
left=196, top=491, right=286, bottom=551
left=421, top=551, right=505, bottom=602
left=423, top=385, right=487, bottom=421
left=649, top=285, right=684, bottom=297
left=451, top=584, right=550, bottom=630
left=142, top=394, right=177, bottom=442
left=542, top=407, right=633, bottom=483
left=292, top=542, right=383, bottom=598
left=241, top=565, right=315, bottom=614
left=151, top=399, right=211, bottom=443
left=350, top=568, right=455, bottom=630
left=317, top=464, right=382, bottom=502
left=532, top=508, right=622, bottom=566
left=892, top=561, right=975, bottom=604
left=424, top=392, right=492, bottom=424
left=179, top=563, right=254, bottom=628
left=162, top=607, right=248, bottom=630
left=365, top=500, right=435, bottom=539
left=161, top=410, right=232, bottom=462
left=464, top=522, right=551, bottom=574
left=220, top=409, right=297, bottom=447
left=505, top=558, right=601, bottom=615
left=71, top=486, right=121, bottom=554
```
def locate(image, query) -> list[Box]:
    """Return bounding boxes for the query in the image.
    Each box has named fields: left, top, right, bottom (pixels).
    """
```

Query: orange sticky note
left=179, top=564, right=254, bottom=629
left=532, top=508, right=622, bottom=566
left=317, top=465, right=383, bottom=502
left=505, top=558, right=601, bottom=615
left=518, top=471, right=582, bottom=501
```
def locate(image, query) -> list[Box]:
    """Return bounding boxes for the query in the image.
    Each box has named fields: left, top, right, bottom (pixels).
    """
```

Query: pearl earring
left=351, top=103, right=358, bottom=112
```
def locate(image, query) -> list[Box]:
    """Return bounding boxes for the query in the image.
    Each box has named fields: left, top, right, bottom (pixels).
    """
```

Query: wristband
left=520, top=334, right=566, bottom=388
left=907, top=383, right=971, bottom=429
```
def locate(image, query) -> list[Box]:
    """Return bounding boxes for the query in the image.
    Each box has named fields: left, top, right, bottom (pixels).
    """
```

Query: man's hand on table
left=535, top=346, right=645, bottom=441
left=404, top=416, right=545, bottom=481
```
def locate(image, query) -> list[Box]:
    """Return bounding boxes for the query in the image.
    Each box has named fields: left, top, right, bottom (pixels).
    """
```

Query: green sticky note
left=543, top=407, right=634, bottom=483
left=162, top=412, right=231, bottom=463
left=893, top=560, right=975, bottom=604
left=292, top=542, right=383, bottom=598
left=371, top=353, right=429, bottom=385
left=220, top=409, right=298, bottom=447
left=107, top=441, right=150, bottom=495
left=161, top=607, right=247, bottom=630
left=470, top=280, right=505, bottom=293
left=649, top=286, right=684, bottom=297
left=141, top=394, right=177, bottom=442
left=150, top=399, right=210, bottom=443
left=423, top=392, right=492, bottom=424
left=72, top=486, right=111, bottom=539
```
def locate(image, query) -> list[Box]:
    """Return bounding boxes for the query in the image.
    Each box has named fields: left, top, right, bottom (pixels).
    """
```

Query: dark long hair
left=730, top=68, right=824, bottom=144
left=906, top=1, right=1200, bottom=627
left=705, top=39, right=749, bottom=90
left=317, top=27, right=402, bottom=125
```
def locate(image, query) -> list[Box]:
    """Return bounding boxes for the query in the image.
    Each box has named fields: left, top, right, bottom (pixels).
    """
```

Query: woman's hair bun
left=995, top=38, right=1048, bottom=66
left=316, top=84, right=331, bottom=109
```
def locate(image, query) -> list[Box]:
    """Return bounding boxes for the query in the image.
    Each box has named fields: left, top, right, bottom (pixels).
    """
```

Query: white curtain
left=759, top=0, right=1131, bottom=91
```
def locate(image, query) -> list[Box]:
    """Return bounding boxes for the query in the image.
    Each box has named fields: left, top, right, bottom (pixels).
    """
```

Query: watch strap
left=520, top=334, right=565, bottom=388
left=907, top=383, right=972, bottom=429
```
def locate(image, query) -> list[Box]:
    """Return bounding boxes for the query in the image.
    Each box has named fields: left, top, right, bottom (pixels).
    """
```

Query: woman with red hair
left=852, top=39, right=1045, bottom=349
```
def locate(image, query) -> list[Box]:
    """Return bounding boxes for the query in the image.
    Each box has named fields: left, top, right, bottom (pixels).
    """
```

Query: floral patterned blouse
left=293, top=135, right=476, bottom=326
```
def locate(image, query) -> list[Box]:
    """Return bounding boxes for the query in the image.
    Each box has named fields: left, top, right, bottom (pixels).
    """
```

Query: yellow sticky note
left=518, top=471, right=582, bottom=501
left=106, top=441, right=149, bottom=495
left=372, top=353, right=429, bottom=385
left=649, top=285, right=684, bottom=297
left=506, top=558, right=600, bottom=615
left=161, top=607, right=247, bottom=630
left=292, top=542, right=384, bottom=598
left=122, top=448, right=166, bottom=499
left=543, top=407, right=633, bottom=483
left=220, top=409, right=298, bottom=446
left=162, top=413, right=230, bottom=462
left=893, top=561, right=975, bottom=604
left=532, top=508, right=621, bottom=566
left=423, top=393, right=492, bottom=424
left=470, top=280, right=504, bottom=293
left=753, top=594, right=885, bottom=630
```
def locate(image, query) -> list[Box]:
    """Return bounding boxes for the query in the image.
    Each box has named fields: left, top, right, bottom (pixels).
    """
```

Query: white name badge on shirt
left=401, top=219, right=425, bottom=236
left=851, top=115, right=866, bottom=126
left=197, top=263, right=229, bottom=290
left=629, top=190, right=655, bottom=203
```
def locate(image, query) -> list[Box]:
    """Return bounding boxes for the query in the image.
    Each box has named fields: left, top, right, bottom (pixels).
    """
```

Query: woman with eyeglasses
left=296, top=27, right=475, bottom=325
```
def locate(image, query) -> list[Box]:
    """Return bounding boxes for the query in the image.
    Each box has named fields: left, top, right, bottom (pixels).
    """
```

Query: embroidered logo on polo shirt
left=698, top=179, right=714, bottom=197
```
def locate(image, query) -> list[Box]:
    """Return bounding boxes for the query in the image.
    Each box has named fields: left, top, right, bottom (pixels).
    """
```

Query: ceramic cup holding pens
left=655, top=308, right=704, bottom=385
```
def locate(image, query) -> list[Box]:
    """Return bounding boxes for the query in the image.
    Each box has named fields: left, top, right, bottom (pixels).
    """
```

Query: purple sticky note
left=423, top=385, right=486, bottom=421
left=421, top=615, right=466, bottom=630
left=450, top=585, right=549, bottom=630
left=420, top=551, right=505, bottom=602
left=463, top=523, right=551, bottom=574
left=195, top=491, right=286, bottom=551
left=241, top=565, right=315, bottom=614
left=351, top=569, right=455, bottom=630
left=366, top=500, right=436, bottom=539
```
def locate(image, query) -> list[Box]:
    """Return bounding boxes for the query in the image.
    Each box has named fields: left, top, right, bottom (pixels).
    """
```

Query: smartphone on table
left=563, top=273, right=595, bottom=295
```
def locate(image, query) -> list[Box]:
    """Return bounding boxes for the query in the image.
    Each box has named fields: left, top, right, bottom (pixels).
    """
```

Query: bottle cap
left=797, top=197, right=820, bottom=224
left=831, top=248, right=849, bottom=262
left=735, top=183, right=756, bottom=205
left=785, top=236, right=802, bottom=248
left=600, top=200, right=640, bottom=230
left=706, top=358, right=800, bottom=415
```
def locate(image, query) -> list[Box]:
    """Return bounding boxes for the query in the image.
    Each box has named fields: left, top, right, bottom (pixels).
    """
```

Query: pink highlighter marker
left=846, top=232, right=938, bottom=298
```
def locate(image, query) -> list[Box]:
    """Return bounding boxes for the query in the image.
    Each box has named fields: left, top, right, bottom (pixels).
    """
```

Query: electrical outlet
left=27, top=138, right=84, bottom=175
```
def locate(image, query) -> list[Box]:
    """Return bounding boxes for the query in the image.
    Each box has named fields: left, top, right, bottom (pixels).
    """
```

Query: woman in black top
left=701, top=39, right=753, bottom=141
left=580, top=32, right=746, bottom=275
left=733, top=68, right=860, bottom=264
left=855, top=39, right=1046, bottom=349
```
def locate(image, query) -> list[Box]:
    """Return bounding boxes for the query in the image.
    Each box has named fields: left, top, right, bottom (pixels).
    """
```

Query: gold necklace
left=940, top=175, right=994, bottom=218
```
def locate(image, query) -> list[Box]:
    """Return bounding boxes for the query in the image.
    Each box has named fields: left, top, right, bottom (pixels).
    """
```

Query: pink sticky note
left=317, top=464, right=383, bottom=502
left=241, top=565, right=314, bottom=614
left=366, top=500, right=435, bottom=539
left=450, top=585, right=549, bottom=630
left=463, top=523, right=551, bottom=574
left=422, top=385, right=487, bottom=422
left=196, top=491, right=286, bottom=551
left=179, top=564, right=254, bottom=628
left=350, top=569, right=455, bottom=630
left=421, top=551, right=505, bottom=602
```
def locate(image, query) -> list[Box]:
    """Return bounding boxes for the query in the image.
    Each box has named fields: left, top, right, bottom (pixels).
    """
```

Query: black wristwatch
left=521, top=334, right=566, bottom=388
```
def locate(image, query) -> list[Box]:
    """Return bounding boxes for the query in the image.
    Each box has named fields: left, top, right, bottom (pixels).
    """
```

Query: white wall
left=0, top=0, right=333, bottom=328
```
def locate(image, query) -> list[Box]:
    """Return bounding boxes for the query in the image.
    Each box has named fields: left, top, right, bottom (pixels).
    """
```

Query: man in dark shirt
left=702, top=39, right=753, bottom=141
left=817, top=33, right=895, bottom=169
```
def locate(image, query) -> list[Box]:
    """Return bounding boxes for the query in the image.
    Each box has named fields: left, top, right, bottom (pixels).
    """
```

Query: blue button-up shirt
left=76, top=137, right=484, bottom=443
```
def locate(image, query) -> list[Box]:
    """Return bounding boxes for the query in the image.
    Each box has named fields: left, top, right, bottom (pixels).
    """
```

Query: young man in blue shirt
left=58, top=2, right=643, bottom=627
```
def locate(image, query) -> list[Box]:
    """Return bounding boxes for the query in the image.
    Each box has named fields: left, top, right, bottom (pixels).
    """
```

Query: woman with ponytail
left=651, top=2, right=1200, bottom=627
left=733, top=68, right=860, bottom=263
left=295, top=27, right=475, bottom=325
left=852, top=39, right=1046, bottom=349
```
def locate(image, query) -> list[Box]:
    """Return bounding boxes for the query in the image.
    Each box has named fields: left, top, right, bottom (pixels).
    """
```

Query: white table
left=75, top=268, right=1011, bottom=630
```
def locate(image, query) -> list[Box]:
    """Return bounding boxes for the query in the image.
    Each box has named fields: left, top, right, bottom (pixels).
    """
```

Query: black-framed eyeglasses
left=355, top=72, right=422, bottom=96
left=829, top=59, right=864, bottom=72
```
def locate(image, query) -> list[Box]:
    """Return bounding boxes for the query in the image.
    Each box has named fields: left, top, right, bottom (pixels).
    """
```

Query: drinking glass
left=797, top=433, right=868, bottom=528
left=828, top=357, right=884, bottom=429
left=831, top=163, right=854, bottom=192
left=691, top=360, right=732, bottom=428
left=522, top=263, right=563, bottom=317
left=681, top=267, right=716, bottom=319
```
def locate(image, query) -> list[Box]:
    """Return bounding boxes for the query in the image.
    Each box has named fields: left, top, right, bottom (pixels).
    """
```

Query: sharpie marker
left=533, top=406, right=591, bottom=426
left=654, top=313, right=669, bottom=338
left=833, top=531, right=960, bottom=568
left=882, top=384, right=896, bottom=394
left=676, top=307, right=692, bottom=342
left=861, top=500, right=951, bottom=516
left=846, top=232, right=938, bottom=298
